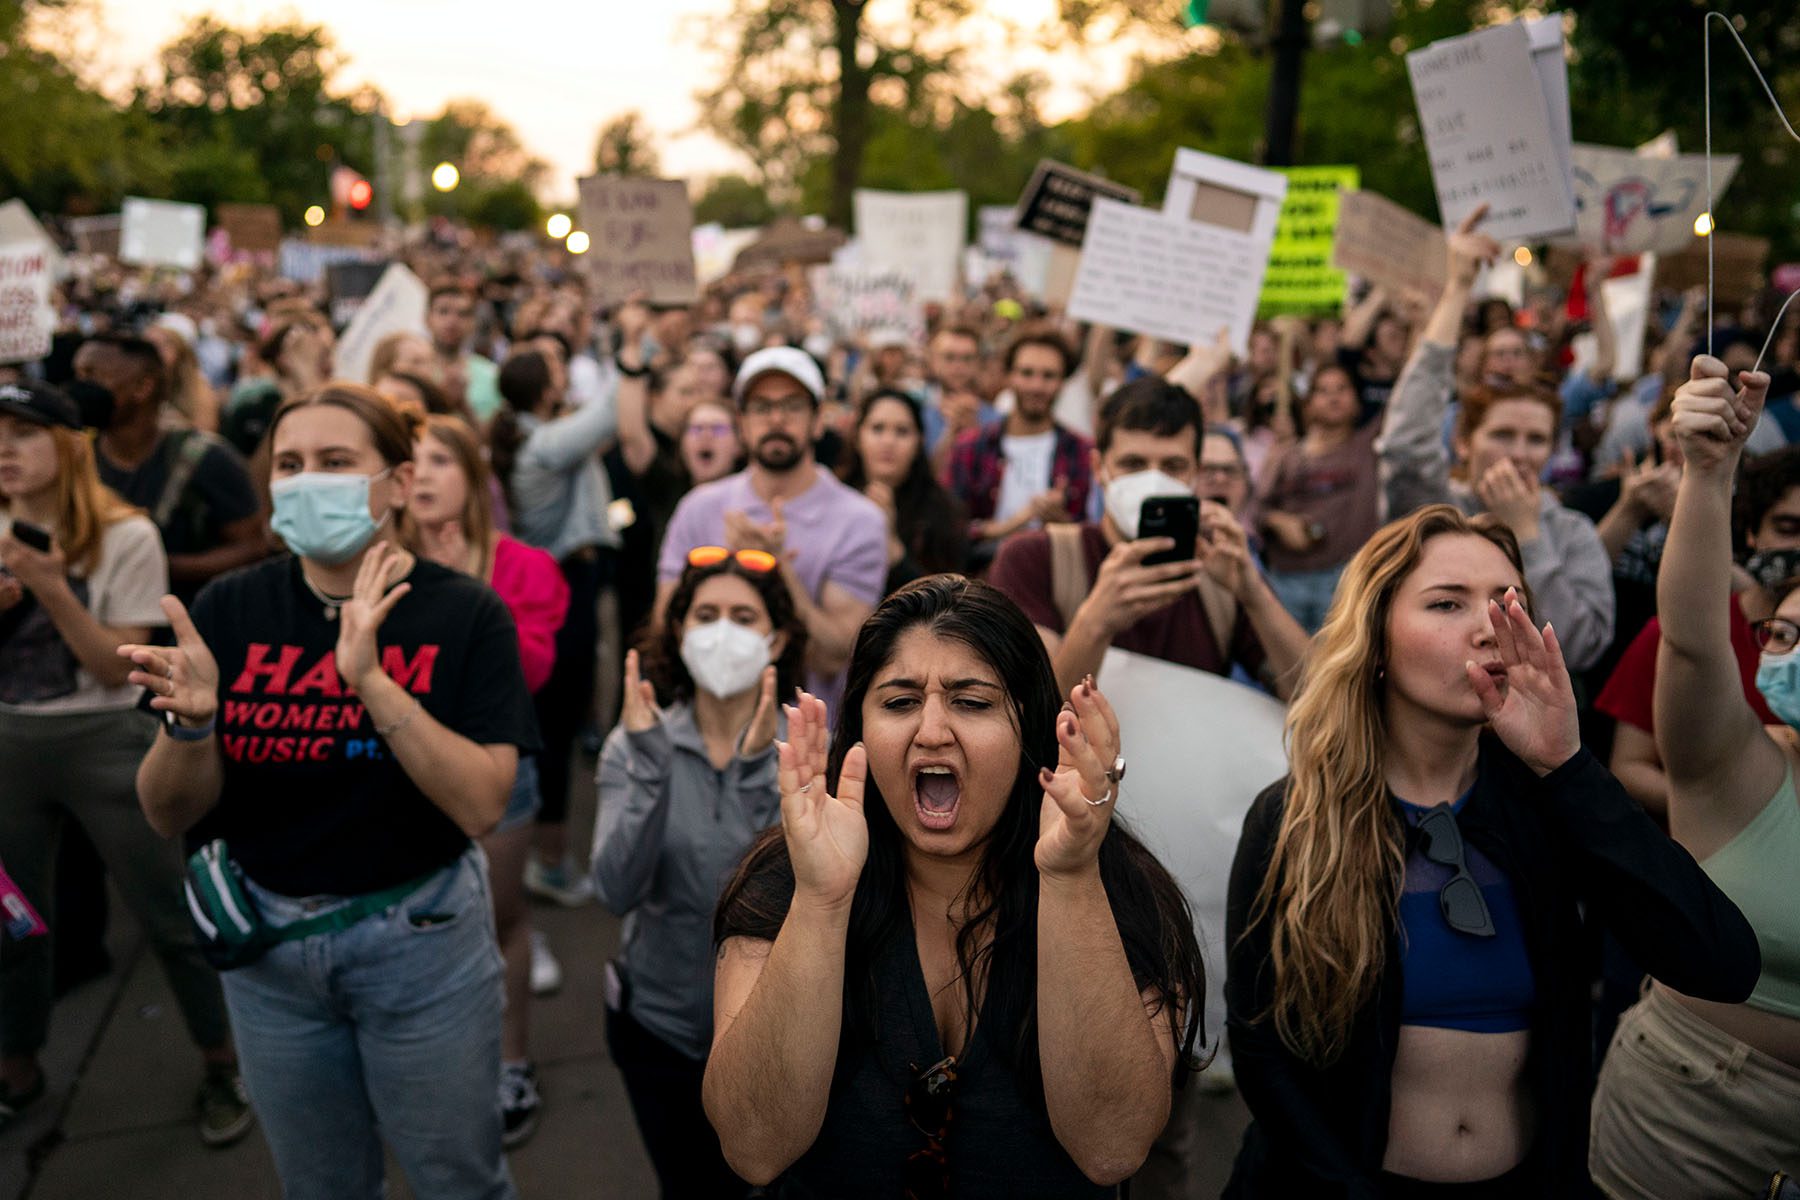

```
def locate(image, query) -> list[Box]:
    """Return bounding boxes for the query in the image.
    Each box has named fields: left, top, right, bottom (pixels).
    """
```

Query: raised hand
left=1466, top=588, right=1579, bottom=777
left=740, top=666, right=779, bottom=756
left=118, top=596, right=221, bottom=726
left=336, top=543, right=412, bottom=691
left=1036, top=677, right=1124, bottom=878
left=1197, top=501, right=1255, bottom=599
left=777, top=690, right=868, bottom=909
left=1446, top=204, right=1501, bottom=290
left=1474, top=459, right=1542, bottom=542
left=621, top=648, right=664, bottom=733
left=1671, top=355, right=1770, bottom=472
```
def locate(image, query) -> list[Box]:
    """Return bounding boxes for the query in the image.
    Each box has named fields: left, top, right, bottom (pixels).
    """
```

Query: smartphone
left=1139, top=496, right=1199, bottom=566
left=9, top=522, right=51, bottom=553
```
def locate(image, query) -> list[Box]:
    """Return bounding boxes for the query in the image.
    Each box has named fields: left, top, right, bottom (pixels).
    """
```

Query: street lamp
left=304, top=205, right=326, bottom=227
left=566, top=231, right=590, bottom=255
left=546, top=212, right=573, bottom=240
left=431, top=162, right=461, bottom=192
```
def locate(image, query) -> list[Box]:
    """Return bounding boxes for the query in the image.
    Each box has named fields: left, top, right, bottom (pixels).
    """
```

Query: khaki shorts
left=1590, top=986, right=1800, bottom=1199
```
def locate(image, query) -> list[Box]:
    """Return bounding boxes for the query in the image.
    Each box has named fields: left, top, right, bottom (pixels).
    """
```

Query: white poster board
left=0, top=201, right=63, bottom=277
left=1069, top=198, right=1269, bottom=354
left=119, top=197, right=207, bottom=271
left=1525, top=16, right=1574, bottom=188
left=0, top=243, right=55, bottom=364
left=691, top=224, right=761, bottom=287
left=332, top=264, right=429, bottom=384
left=1099, top=648, right=1289, bottom=1080
left=1567, top=144, right=1740, bottom=256
left=1407, top=22, right=1576, bottom=241
left=1571, top=258, right=1657, bottom=383
left=815, top=265, right=925, bottom=342
left=853, top=189, right=968, bottom=303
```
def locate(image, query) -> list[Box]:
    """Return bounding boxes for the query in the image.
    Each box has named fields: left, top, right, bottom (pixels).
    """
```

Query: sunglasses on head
left=1416, top=804, right=1496, bottom=938
left=686, top=545, right=777, bottom=574
left=903, top=1055, right=957, bottom=1200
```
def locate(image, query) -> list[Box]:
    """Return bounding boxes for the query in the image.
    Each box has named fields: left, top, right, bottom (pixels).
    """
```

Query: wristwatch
left=163, top=709, right=216, bottom=742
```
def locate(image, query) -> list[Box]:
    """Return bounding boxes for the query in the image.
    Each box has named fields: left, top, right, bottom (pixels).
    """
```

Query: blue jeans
left=1268, top=564, right=1346, bottom=634
left=221, top=849, right=514, bottom=1200
left=494, top=755, right=542, bottom=836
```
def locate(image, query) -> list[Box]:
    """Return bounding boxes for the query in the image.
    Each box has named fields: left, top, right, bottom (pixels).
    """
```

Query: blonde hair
left=1, top=427, right=142, bottom=576
left=400, top=414, right=497, bottom=581
left=1251, top=504, right=1527, bottom=1065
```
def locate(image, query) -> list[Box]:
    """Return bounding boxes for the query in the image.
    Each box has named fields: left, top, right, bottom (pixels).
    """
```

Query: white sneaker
left=523, top=858, right=595, bottom=907
left=530, top=930, right=563, bottom=996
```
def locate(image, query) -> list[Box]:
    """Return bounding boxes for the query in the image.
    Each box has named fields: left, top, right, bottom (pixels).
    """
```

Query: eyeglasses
left=742, top=395, right=813, bottom=419
left=686, top=545, right=777, bottom=574
left=903, top=1055, right=957, bottom=1200
left=1754, top=617, right=1800, bottom=655
left=1415, top=804, right=1495, bottom=938
left=1197, top=462, right=1246, bottom=481
left=684, top=421, right=734, bottom=439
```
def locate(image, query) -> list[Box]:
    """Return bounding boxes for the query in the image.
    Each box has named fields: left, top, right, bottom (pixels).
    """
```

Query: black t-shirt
left=187, top=556, right=541, bottom=897
left=98, top=431, right=259, bottom=583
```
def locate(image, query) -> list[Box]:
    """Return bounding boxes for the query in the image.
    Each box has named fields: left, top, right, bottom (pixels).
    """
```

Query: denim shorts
left=494, top=755, right=542, bottom=836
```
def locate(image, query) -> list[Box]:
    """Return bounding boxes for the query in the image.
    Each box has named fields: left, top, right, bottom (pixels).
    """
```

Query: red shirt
left=1594, top=595, right=1777, bottom=732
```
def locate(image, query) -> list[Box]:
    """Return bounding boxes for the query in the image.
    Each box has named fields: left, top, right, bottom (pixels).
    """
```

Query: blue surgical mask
left=1755, top=646, right=1800, bottom=729
left=270, top=469, right=392, bottom=565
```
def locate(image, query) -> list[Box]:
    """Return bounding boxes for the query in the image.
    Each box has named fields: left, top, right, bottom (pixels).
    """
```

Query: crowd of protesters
left=1, top=197, right=1798, bottom=1200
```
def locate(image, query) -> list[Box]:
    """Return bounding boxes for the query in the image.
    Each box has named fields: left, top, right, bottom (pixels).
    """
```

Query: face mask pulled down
left=270, top=469, right=391, bottom=565
left=1103, top=469, right=1192, bottom=541
left=681, top=619, right=773, bottom=700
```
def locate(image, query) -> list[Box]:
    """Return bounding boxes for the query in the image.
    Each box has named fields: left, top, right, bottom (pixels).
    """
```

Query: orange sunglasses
left=687, top=545, right=778, bottom=573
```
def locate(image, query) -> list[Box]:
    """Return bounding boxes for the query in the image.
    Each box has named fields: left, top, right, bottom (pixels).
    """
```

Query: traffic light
left=348, top=179, right=373, bottom=211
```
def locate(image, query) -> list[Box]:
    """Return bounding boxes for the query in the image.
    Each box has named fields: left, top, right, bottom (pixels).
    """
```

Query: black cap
left=0, top=380, right=81, bottom=430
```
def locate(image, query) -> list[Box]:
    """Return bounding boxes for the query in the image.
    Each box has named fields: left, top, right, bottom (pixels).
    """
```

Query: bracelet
left=375, top=701, right=419, bottom=739
left=614, top=355, right=650, bottom=378
left=162, top=710, right=216, bottom=742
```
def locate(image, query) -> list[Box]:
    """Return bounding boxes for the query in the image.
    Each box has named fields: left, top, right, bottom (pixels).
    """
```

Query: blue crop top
left=1397, top=789, right=1536, bottom=1034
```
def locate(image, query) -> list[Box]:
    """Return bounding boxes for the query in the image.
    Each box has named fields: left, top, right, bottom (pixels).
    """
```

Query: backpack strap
left=151, top=430, right=216, bottom=530
left=1046, top=523, right=1088, bottom=632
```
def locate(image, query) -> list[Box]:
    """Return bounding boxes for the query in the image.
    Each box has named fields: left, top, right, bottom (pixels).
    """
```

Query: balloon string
left=1703, top=12, right=1800, bottom=368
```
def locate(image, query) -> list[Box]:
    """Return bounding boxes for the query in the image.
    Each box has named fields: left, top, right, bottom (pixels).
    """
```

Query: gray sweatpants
left=0, top=707, right=229, bottom=1056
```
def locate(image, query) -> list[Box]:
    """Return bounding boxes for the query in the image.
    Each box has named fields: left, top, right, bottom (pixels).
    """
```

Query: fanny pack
left=183, top=840, right=435, bottom=970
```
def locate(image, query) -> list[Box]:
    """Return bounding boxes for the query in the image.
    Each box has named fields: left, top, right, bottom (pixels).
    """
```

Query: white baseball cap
left=732, top=346, right=826, bottom=408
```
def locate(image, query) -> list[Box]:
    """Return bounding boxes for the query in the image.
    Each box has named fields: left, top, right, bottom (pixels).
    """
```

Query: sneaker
left=0, top=1070, right=45, bottom=1131
left=196, top=1064, right=256, bottom=1147
left=499, top=1061, right=541, bottom=1149
left=523, top=858, right=594, bottom=907
left=529, top=930, right=563, bottom=996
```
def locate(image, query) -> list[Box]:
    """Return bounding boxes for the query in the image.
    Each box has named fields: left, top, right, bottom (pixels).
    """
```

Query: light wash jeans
left=221, top=848, right=514, bottom=1200
left=1268, top=564, right=1347, bottom=635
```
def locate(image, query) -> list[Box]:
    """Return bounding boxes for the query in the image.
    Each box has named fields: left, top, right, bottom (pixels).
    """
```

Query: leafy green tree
left=417, top=99, right=551, bottom=230
left=593, top=110, right=662, bottom=177
left=694, top=174, right=781, bottom=227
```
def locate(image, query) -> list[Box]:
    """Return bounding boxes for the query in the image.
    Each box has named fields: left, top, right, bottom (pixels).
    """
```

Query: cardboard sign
left=333, top=263, right=430, bottom=385
left=577, top=175, right=699, bottom=306
left=1567, top=144, right=1740, bottom=256
left=1069, top=197, right=1270, bottom=353
left=1407, top=22, right=1576, bottom=241
left=1095, top=648, right=1289, bottom=1081
left=814, top=266, right=925, bottom=342
left=853, top=189, right=967, bottom=303
left=216, top=203, right=282, bottom=256
left=1013, top=160, right=1142, bottom=249
left=119, top=197, right=207, bottom=271
left=67, top=215, right=122, bottom=259
left=1259, top=165, right=1360, bottom=316
left=1332, top=190, right=1448, bottom=298
left=0, top=243, right=55, bottom=364
left=1658, top=232, right=1769, bottom=304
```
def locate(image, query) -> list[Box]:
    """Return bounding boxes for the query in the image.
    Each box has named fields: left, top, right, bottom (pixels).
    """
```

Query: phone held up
left=1139, top=496, right=1200, bottom=566
left=9, top=521, right=52, bottom=553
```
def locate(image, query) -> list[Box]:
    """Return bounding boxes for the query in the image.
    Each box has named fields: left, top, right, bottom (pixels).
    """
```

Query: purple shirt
left=658, top=466, right=889, bottom=715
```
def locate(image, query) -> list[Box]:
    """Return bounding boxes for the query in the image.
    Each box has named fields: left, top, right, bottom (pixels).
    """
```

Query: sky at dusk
left=84, top=0, right=1155, bottom=204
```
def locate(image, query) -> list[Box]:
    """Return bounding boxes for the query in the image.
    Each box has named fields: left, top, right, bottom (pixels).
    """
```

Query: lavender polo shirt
left=657, top=466, right=889, bottom=715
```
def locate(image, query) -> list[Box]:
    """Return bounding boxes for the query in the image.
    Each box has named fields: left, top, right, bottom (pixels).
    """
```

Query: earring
left=1376, top=665, right=1386, bottom=680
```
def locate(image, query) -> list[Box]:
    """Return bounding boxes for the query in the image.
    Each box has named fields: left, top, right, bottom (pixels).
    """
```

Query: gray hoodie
left=1377, top=340, right=1615, bottom=671
left=591, top=703, right=781, bottom=1060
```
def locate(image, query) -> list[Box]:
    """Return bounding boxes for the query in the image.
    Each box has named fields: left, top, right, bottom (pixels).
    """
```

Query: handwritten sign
left=1013, top=161, right=1141, bottom=249
left=216, top=203, right=282, bottom=257
left=334, top=263, right=429, bottom=384
left=1259, top=165, right=1359, bottom=316
left=0, top=243, right=54, bottom=364
left=853, top=189, right=967, bottom=303
left=814, top=266, right=925, bottom=342
left=1069, top=198, right=1268, bottom=353
left=1407, top=22, right=1576, bottom=241
left=1332, top=189, right=1447, bottom=298
left=0, top=202, right=62, bottom=278
left=577, top=175, right=699, bottom=306
left=120, top=197, right=207, bottom=271
left=1525, top=16, right=1574, bottom=188
left=1568, top=144, right=1739, bottom=256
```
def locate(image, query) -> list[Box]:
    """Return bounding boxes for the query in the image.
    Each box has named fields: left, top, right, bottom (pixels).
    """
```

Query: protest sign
left=815, top=265, right=925, bottom=342
left=120, top=197, right=207, bottom=271
left=1162, top=149, right=1288, bottom=242
left=0, top=202, right=62, bottom=278
left=0, top=243, right=55, bottom=364
left=67, top=215, right=123, bottom=259
left=1332, top=189, right=1447, bottom=298
left=333, top=263, right=429, bottom=385
left=1095, top=648, right=1289, bottom=1081
left=1013, top=161, right=1141, bottom=249
left=1407, top=22, right=1576, bottom=241
left=853, top=189, right=967, bottom=303
left=692, top=223, right=761, bottom=287
left=1259, top=165, right=1359, bottom=317
left=216, top=203, right=282, bottom=256
left=1570, top=258, right=1656, bottom=383
left=326, top=261, right=389, bottom=303
left=1567, top=144, right=1739, bottom=256
left=278, top=239, right=377, bottom=285
left=1658, top=232, right=1768, bottom=304
left=1526, top=16, right=1574, bottom=186
left=576, top=175, right=699, bottom=306
left=1070, top=197, right=1270, bottom=354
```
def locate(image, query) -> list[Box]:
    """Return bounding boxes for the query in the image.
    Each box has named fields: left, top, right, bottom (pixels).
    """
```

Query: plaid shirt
left=942, top=419, right=1094, bottom=532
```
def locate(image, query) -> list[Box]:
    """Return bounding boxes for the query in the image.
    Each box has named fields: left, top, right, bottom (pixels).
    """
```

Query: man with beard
left=944, top=327, right=1093, bottom=567
left=656, top=348, right=886, bottom=714
left=427, top=282, right=503, bottom=423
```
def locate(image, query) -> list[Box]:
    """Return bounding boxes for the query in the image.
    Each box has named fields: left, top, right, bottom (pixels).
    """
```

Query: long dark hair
left=715, top=576, right=1207, bottom=1096
left=639, top=557, right=808, bottom=706
left=837, top=389, right=969, bottom=577
left=488, top=349, right=553, bottom=512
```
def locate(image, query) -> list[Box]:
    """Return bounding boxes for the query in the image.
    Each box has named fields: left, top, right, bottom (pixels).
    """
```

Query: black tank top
left=774, top=927, right=1116, bottom=1199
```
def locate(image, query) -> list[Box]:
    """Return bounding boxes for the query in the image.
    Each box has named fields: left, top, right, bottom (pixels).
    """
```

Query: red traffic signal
left=348, top=179, right=374, bottom=211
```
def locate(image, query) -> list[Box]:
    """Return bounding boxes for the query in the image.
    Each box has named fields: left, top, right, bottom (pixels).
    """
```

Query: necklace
left=298, top=568, right=351, bottom=621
